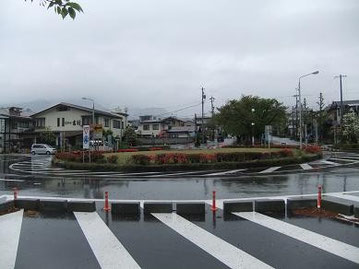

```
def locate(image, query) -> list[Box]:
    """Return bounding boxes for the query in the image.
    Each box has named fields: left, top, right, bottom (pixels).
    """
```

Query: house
left=0, top=107, right=34, bottom=153
left=31, top=102, right=128, bottom=149
left=137, top=116, right=192, bottom=137
left=327, top=100, right=359, bottom=125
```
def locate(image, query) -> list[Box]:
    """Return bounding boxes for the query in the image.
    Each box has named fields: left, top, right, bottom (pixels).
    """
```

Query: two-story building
left=137, top=116, right=190, bottom=137
left=0, top=107, right=34, bottom=153
left=32, top=102, right=128, bottom=149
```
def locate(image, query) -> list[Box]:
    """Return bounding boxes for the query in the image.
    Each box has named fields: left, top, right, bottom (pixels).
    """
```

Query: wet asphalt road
left=1, top=153, right=359, bottom=269
left=0, top=153, right=359, bottom=200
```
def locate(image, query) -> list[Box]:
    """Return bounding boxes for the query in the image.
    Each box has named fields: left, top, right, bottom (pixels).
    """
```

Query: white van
left=31, top=144, right=57, bottom=155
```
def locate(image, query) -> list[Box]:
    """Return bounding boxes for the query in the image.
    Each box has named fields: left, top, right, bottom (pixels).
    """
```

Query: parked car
left=31, top=144, right=57, bottom=155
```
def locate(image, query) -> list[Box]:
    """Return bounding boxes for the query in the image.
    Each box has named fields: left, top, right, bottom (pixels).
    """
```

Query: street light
left=251, top=108, right=255, bottom=146
left=82, top=97, right=95, bottom=125
left=298, top=71, right=319, bottom=149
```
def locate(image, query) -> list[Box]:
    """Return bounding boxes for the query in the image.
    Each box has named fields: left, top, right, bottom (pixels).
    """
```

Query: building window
left=62, top=118, right=65, bottom=127
left=82, top=116, right=91, bottom=125
left=35, top=118, right=45, bottom=128
left=152, top=124, right=159, bottom=130
left=57, top=118, right=60, bottom=127
left=113, top=120, right=121, bottom=129
left=143, top=124, right=150, bottom=131
left=104, top=118, right=110, bottom=127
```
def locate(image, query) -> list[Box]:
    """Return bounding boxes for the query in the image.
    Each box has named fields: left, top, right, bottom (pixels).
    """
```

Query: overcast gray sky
left=1, top=0, right=358, bottom=116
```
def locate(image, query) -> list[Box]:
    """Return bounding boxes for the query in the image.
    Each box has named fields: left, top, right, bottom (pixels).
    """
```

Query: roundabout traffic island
left=53, top=146, right=322, bottom=173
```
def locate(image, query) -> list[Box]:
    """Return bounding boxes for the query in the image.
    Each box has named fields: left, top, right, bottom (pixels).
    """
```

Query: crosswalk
left=7, top=152, right=359, bottom=179
left=1, top=198, right=359, bottom=269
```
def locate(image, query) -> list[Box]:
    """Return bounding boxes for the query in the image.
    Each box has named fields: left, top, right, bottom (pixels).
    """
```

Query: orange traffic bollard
left=13, top=187, right=18, bottom=200
left=103, top=191, right=110, bottom=211
left=211, top=190, right=217, bottom=211
left=317, top=185, right=322, bottom=209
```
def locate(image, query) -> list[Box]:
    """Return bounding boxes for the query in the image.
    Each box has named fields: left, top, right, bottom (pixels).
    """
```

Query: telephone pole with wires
left=209, top=96, right=215, bottom=141
left=201, top=87, right=206, bottom=143
left=334, top=74, right=347, bottom=124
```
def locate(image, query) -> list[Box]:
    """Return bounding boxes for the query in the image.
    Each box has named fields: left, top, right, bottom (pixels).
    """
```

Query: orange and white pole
left=317, top=185, right=322, bottom=209
left=211, top=190, right=217, bottom=211
left=13, top=187, right=18, bottom=200
left=103, top=191, right=110, bottom=211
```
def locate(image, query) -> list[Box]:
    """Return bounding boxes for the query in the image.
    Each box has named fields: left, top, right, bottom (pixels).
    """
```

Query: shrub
left=131, top=154, right=151, bottom=165
left=216, top=152, right=246, bottom=162
left=187, top=154, right=202, bottom=163
left=107, top=155, right=119, bottom=164
left=277, top=148, right=294, bottom=157
left=304, top=145, right=322, bottom=154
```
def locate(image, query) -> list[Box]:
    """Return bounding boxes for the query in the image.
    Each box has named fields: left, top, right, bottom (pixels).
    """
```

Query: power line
left=154, top=102, right=202, bottom=117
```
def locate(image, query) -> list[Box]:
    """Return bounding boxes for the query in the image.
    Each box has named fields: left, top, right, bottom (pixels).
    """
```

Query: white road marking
left=203, top=169, right=247, bottom=176
left=319, top=160, right=339, bottom=166
left=327, top=193, right=359, bottom=203
left=144, top=171, right=204, bottom=177
left=74, top=212, right=141, bottom=269
left=0, top=210, right=24, bottom=269
left=153, top=212, right=273, bottom=269
left=0, top=178, right=25, bottom=182
left=258, top=166, right=281, bottom=174
left=300, top=163, right=313, bottom=170
left=328, top=158, right=358, bottom=162
left=235, top=212, right=359, bottom=264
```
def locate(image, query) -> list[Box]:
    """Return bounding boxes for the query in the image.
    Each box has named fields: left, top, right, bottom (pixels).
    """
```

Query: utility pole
left=316, top=92, right=324, bottom=141
left=201, top=87, right=206, bottom=144
left=334, top=74, right=347, bottom=124
left=209, top=96, right=215, bottom=141
left=303, top=98, right=308, bottom=145
left=209, top=96, right=215, bottom=117
left=293, top=93, right=299, bottom=140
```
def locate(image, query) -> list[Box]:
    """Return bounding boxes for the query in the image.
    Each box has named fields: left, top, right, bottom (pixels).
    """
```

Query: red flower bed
left=118, top=149, right=139, bottom=152
left=149, top=147, right=163, bottom=151
left=304, top=145, right=322, bottom=154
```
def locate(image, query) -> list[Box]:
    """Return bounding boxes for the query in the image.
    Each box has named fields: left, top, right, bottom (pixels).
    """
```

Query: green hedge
left=53, top=153, right=322, bottom=173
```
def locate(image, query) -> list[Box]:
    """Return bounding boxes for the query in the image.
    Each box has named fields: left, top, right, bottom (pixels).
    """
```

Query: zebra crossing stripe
left=74, top=212, right=141, bottom=269
left=0, top=210, right=23, bottom=269
left=235, top=212, right=359, bottom=264
left=258, top=166, right=281, bottom=174
left=300, top=163, right=313, bottom=170
left=153, top=212, right=273, bottom=269
left=327, top=193, right=359, bottom=203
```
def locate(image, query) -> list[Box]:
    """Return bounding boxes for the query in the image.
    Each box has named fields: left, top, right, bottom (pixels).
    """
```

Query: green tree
left=38, top=127, right=56, bottom=146
left=341, top=112, right=359, bottom=144
left=215, top=95, right=287, bottom=144
left=27, top=0, right=83, bottom=19
left=122, top=126, right=138, bottom=147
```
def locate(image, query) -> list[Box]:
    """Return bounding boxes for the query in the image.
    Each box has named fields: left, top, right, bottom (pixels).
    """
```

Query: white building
left=137, top=116, right=195, bottom=138
left=32, top=103, right=128, bottom=149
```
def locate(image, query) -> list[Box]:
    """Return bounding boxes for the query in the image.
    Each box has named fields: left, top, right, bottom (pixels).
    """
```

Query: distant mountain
left=0, top=98, right=169, bottom=119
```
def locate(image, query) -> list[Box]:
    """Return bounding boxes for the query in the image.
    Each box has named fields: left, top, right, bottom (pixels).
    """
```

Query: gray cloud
left=1, top=0, right=358, bottom=115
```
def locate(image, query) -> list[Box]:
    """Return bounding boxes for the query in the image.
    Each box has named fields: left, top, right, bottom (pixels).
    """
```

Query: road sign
left=83, top=125, right=90, bottom=149
left=93, top=124, right=103, bottom=140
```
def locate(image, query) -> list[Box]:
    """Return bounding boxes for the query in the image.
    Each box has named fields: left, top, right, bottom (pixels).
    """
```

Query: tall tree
left=215, top=95, right=287, bottom=144
left=341, top=112, right=359, bottom=144
left=27, top=0, right=83, bottom=19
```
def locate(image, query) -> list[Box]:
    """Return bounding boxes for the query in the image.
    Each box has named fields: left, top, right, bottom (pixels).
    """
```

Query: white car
left=31, top=144, right=57, bottom=155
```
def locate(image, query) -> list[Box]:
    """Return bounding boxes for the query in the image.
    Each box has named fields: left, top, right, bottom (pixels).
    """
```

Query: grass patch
left=105, top=148, right=285, bottom=165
